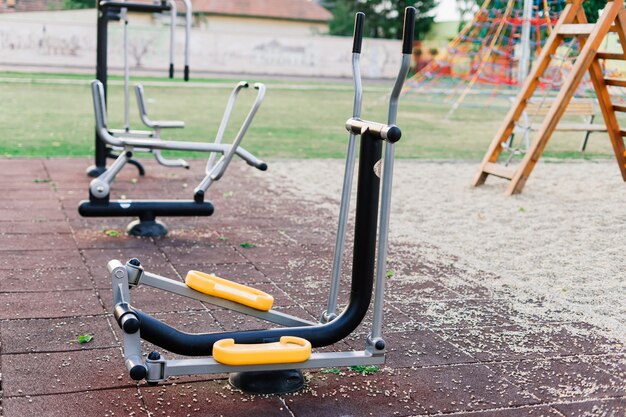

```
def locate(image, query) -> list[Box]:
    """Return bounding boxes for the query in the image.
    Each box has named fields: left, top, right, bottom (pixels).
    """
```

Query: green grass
left=0, top=71, right=618, bottom=160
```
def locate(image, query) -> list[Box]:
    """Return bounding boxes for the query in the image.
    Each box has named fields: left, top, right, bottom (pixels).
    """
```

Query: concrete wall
left=0, top=9, right=405, bottom=79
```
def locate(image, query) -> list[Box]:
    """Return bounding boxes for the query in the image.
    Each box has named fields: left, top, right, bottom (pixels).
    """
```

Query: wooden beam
left=482, top=162, right=515, bottom=180
left=604, top=77, right=626, bottom=87
left=596, top=52, right=626, bottom=60
left=558, top=23, right=595, bottom=35
left=506, top=0, right=622, bottom=195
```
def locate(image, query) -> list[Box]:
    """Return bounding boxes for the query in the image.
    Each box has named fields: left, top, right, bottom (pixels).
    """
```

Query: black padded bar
left=402, top=7, right=416, bottom=55
left=352, top=12, right=365, bottom=54
left=79, top=200, right=214, bottom=217
left=99, top=1, right=171, bottom=13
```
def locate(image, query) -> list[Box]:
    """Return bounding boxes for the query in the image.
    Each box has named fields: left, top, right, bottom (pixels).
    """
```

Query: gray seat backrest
left=91, top=80, right=108, bottom=131
left=135, top=84, right=150, bottom=122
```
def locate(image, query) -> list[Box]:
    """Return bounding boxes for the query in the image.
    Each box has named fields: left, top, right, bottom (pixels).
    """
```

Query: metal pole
left=517, top=0, right=533, bottom=84
left=90, top=3, right=110, bottom=177
left=122, top=6, right=130, bottom=132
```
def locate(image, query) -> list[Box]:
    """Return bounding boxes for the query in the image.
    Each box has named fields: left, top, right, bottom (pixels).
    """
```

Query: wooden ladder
left=473, top=0, right=626, bottom=195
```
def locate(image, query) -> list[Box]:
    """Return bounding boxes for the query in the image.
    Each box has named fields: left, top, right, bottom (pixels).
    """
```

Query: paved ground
left=0, top=158, right=624, bottom=417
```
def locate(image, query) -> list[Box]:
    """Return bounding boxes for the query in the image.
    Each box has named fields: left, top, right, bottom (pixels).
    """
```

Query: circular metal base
left=127, top=219, right=168, bottom=237
left=86, top=165, right=107, bottom=178
left=228, top=369, right=305, bottom=395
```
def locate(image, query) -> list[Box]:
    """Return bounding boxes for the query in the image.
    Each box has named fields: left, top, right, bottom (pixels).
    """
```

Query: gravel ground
left=269, top=159, right=626, bottom=344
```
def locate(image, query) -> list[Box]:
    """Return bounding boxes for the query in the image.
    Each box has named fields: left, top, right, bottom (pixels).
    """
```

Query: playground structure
left=408, top=0, right=567, bottom=106
left=405, top=0, right=626, bottom=122
left=79, top=0, right=269, bottom=236
left=106, top=8, right=415, bottom=394
left=88, top=0, right=192, bottom=178
left=474, top=0, right=626, bottom=195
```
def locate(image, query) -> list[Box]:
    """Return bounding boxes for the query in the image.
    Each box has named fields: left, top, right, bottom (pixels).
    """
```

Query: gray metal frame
left=321, top=51, right=362, bottom=323
left=108, top=260, right=384, bottom=382
left=89, top=80, right=267, bottom=200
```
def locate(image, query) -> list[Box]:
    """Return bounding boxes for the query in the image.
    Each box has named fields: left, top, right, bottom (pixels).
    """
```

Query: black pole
left=87, top=3, right=110, bottom=177
left=131, top=134, right=383, bottom=356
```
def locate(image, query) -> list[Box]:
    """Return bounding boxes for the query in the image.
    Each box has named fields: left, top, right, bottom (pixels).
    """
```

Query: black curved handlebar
left=352, top=12, right=365, bottom=54
left=402, top=7, right=416, bottom=55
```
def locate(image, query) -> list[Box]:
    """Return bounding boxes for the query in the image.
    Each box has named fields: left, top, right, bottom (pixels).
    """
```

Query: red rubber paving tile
left=0, top=220, right=71, bottom=234
left=0, top=158, right=623, bottom=416
left=255, top=258, right=333, bottom=283
left=99, top=286, right=206, bottom=314
left=364, top=330, right=475, bottom=369
left=0, top=233, right=77, bottom=251
left=387, top=277, right=462, bottom=302
left=0, top=290, right=104, bottom=320
left=0, top=208, right=66, bottom=222
left=416, top=405, right=564, bottom=416
left=0, top=316, right=117, bottom=354
left=487, top=356, right=626, bottom=402
left=552, top=398, right=626, bottom=416
left=593, top=354, right=626, bottom=380
left=0, top=267, right=93, bottom=292
left=234, top=244, right=318, bottom=264
left=3, top=386, right=147, bottom=417
left=0, top=159, right=47, bottom=177
left=284, top=371, right=427, bottom=416
left=140, top=380, right=293, bottom=417
left=0, top=250, right=84, bottom=270
left=1, top=348, right=131, bottom=396
left=162, top=245, right=249, bottom=266
left=549, top=323, right=625, bottom=356
left=433, top=325, right=565, bottom=362
left=73, top=229, right=153, bottom=250
left=391, top=299, right=521, bottom=330
left=401, top=363, right=538, bottom=414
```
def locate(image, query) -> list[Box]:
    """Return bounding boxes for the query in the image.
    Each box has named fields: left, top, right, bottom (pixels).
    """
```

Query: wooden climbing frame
left=474, top=0, right=626, bottom=195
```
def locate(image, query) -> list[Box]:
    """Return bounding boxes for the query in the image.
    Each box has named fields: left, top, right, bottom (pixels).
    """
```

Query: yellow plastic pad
left=213, top=336, right=312, bottom=366
left=185, top=270, right=274, bottom=311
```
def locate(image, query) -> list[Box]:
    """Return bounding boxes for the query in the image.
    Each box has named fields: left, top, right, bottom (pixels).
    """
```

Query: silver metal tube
left=89, top=151, right=130, bottom=198
left=149, top=351, right=385, bottom=381
left=206, top=81, right=249, bottom=173
left=370, top=53, right=411, bottom=340
left=122, top=6, right=130, bottom=131
left=388, top=55, right=411, bottom=126
left=323, top=52, right=362, bottom=323
left=168, top=0, right=176, bottom=74
left=140, top=268, right=313, bottom=327
left=517, top=0, right=532, bottom=84
left=196, top=83, right=266, bottom=194
left=182, top=0, right=191, bottom=75
left=154, top=150, right=189, bottom=168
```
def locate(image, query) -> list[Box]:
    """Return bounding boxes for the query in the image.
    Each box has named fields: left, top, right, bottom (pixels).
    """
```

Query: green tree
left=582, top=0, right=606, bottom=23
left=64, top=0, right=94, bottom=9
left=326, top=0, right=437, bottom=40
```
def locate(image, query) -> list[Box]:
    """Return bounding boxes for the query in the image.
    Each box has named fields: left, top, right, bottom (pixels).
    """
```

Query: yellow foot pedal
left=213, top=336, right=312, bottom=366
left=185, top=270, right=274, bottom=311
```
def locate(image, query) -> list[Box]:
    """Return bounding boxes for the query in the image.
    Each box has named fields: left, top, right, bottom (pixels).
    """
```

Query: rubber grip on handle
left=402, top=7, right=416, bottom=55
left=352, top=12, right=365, bottom=54
left=169, top=63, right=174, bottom=79
left=184, top=65, right=190, bottom=81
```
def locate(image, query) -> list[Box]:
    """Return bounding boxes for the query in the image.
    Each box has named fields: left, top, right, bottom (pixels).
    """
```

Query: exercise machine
left=79, top=79, right=267, bottom=237
left=106, top=7, right=415, bottom=393
left=88, top=0, right=192, bottom=177
left=106, top=1, right=190, bottom=174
